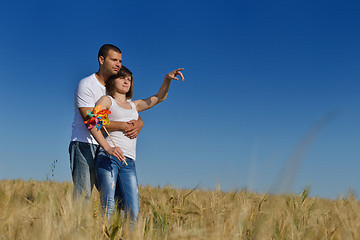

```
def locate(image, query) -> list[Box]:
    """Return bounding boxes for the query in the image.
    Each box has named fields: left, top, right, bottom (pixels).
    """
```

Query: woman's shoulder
left=127, top=99, right=136, bottom=105
left=99, top=95, right=112, bottom=101
left=96, top=95, right=112, bottom=108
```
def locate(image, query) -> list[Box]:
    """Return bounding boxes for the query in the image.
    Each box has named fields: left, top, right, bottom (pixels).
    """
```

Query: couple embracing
left=69, top=44, right=184, bottom=224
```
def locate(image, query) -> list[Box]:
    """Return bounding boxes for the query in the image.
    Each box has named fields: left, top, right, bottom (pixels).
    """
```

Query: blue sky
left=0, top=0, right=359, bottom=199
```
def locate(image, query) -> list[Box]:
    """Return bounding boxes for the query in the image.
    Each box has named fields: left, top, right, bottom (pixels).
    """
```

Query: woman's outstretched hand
left=105, top=146, right=126, bottom=162
left=133, top=68, right=184, bottom=113
left=165, top=68, right=185, bottom=81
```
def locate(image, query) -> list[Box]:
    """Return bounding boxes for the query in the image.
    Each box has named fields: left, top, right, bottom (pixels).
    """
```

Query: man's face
left=99, top=49, right=122, bottom=76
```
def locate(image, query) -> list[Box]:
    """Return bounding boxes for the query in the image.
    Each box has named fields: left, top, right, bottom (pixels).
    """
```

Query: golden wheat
left=0, top=179, right=359, bottom=239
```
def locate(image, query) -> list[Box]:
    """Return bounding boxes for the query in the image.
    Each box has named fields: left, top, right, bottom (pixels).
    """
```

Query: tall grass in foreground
left=1, top=180, right=359, bottom=239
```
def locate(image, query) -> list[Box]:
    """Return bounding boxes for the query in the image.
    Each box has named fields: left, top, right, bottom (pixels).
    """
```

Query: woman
left=88, top=66, right=184, bottom=223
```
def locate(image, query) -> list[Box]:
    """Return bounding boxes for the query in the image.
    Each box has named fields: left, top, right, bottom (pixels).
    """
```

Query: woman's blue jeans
left=95, top=149, right=139, bottom=222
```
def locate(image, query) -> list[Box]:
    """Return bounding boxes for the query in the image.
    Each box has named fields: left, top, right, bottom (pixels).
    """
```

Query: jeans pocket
left=124, top=159, right=135, bottom=168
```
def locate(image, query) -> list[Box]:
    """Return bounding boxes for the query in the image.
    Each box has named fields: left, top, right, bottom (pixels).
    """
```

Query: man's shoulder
left=79, top=73, right=96, bottom=85
left=75, top=74, right=98, bottom=94
left=77, top=74, right=99, bottom=90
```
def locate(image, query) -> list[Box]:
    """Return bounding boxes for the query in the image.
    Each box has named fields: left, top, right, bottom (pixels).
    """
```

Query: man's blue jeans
left=95, top=149, right=139, bottom=223
left=69, top=141, right=99, bottom=199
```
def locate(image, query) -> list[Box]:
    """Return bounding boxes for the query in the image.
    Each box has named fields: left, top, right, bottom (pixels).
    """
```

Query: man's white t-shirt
left=70, top=73, right=105, bottom=144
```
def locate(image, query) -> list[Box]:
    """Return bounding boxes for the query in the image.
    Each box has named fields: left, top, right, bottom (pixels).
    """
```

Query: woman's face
left=115, top=76, right=132, bottom=94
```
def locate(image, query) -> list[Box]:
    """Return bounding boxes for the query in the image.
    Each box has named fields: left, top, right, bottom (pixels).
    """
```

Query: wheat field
left=0, top=179, right=359, bottom=239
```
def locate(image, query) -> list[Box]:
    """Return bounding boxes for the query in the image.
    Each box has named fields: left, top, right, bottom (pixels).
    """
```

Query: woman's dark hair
left=106, top=66, right=133, bottom=99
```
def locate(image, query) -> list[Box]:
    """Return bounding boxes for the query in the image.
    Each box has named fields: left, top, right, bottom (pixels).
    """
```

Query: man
left=69, top=44, right=143, bottom=199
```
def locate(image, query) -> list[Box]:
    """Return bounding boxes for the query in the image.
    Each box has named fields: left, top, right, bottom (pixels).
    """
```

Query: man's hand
left=124, top=119, right=144, bottom=139
left=106, top=116, right=144, bottom=139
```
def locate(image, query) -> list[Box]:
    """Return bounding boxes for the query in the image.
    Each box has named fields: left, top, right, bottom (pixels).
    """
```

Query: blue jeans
left=69, top=141, right=99, bottom=199
left=96, top=149, right=139, bottom=223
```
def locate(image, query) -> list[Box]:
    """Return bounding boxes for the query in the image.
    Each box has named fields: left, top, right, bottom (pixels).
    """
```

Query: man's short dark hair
left=98, top=44, right=122, bottom=59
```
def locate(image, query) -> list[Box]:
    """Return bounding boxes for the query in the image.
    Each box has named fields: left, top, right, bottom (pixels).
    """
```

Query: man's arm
left=125, top=116, right=144, bottom=139
left=80, top=105, right=143, bottom=139
left=79, top=107, right=93, bottom=121
left=106, top=115, right=144, bottom=139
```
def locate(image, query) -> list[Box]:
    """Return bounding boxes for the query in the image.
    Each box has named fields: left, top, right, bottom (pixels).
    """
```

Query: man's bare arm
left=106, top=121, right=131, bottom=132
left=80, top=106, right=144, bottom=139
left=79, top=107, right=93, bottom=121
left=125, top=116, right=144, bottom=139
left=106, top=116, right=144, bottom=139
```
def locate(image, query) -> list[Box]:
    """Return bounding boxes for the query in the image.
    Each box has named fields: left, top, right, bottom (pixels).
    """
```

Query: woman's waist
left=106, top=133, right=137, bottom=150
left=97, top=148, right=136, bottom=165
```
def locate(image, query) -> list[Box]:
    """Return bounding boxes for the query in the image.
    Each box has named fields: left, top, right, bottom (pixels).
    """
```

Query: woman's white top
left=106, top=96, right=139, bottom=160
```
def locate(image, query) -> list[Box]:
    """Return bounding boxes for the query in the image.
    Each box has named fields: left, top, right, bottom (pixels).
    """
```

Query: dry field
left=0, top=179, right=359, bottom=239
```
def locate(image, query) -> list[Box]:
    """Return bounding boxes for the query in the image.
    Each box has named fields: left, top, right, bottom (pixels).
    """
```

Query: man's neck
left=95, top=71, right=109, bottom=86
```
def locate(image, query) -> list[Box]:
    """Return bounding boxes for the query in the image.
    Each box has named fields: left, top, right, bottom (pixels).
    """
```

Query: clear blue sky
left=0, top=0, right=359, bottom=199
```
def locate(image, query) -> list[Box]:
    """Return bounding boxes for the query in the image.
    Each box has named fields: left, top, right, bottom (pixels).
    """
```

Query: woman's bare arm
left=134, top=68, right=184, bottom=112
left=86, top=96, right=126, bottom=162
